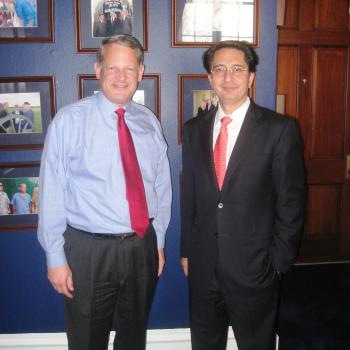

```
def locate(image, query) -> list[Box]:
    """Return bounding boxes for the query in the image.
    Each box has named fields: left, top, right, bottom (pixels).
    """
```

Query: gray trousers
left=63, top=224, right=159, bottom=350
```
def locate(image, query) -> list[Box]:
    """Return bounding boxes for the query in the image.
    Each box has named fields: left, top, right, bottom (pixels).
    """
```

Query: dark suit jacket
left=181, top=100, right=306, bottom=296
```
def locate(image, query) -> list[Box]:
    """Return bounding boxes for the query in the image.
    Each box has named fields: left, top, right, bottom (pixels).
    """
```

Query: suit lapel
left=221, top=101, right=262, bottom=193
left=198, top=108, right=219, bottom=191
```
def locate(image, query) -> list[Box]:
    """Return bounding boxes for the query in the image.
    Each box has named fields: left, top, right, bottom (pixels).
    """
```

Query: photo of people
left=91, top=0, right=133, bottom=38
left=192, top=90, right=219, bottom=118
left=0, top=176, right=39, bottom=215
left=0, top=92, right=42, bottom=134
left=0, top=0, right=37, bottom=28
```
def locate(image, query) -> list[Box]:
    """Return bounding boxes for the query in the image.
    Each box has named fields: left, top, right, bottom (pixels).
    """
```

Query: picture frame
left=0, top=162, right=40, bottom=231
left=0, top=0, right=54, bottom=43
left=0, top=76, right=56, bottom=150
left=178, top=73, right=255, bottom=143
left=75, top=0, right=148, bottom=53
left=78, top=73, right=161, bottom=119
left=172, top=0, right=259, bottom=47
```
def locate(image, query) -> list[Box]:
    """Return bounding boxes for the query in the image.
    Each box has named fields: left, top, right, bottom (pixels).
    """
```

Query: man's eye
left=215, top=66, right=226, bottom=73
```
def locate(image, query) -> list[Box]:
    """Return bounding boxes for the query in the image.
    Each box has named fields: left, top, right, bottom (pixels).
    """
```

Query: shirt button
left=218, top=203, right=223, bottom=209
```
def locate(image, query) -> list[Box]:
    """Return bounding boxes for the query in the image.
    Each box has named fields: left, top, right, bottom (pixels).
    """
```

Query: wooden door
left=276, top=0, right=350, bottom=262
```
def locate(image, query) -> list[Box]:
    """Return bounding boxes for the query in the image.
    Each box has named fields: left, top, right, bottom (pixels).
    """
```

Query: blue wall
left=0, top=0, right=276, bottom=333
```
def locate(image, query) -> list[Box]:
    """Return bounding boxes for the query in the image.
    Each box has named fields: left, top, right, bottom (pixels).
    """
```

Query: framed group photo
left=178, top=74, right=255, bottom=143
left=78, top=73, right=161, bottom=118
left=0, top=0, right=54, bottom=42
left=0, top=162, right=40, bottom=231
left=172, top=0, right=259, bottom=47
left=75, top=0, right=148, bottom=52
left=0, top=76, right=56, bottom=150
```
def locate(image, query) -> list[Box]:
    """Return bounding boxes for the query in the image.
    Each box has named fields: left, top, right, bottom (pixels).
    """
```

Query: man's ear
left=95, top=63, right=101, bottom=79
left=138, top=64, right=145, bottom=83
left=208, top=73, right=213, bottom=88
left=248, top=72, right=255, bottom=88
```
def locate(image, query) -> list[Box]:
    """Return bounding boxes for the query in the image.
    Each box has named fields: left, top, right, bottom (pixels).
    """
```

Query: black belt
left=67, top=219, right=153, bottom=240
left=67, top=224, right=136, bottom=240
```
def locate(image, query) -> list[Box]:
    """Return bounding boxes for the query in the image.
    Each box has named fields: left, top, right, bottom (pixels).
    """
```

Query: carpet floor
left=278, top=262, right=350, bottom=350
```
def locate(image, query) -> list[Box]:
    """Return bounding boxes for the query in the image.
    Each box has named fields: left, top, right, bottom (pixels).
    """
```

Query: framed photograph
left=75, top=0, right=148, bottom=52
left=0, top=0, right=54, bottom=43
left=0, top=162, right=40, bottom=231
left=178, top=74, right=255, bottom=143
left=0, top=76, right=56, bottom=150
left=78, top=73, right=161, bottom=118
left=172, top=0, right=259, bottom=47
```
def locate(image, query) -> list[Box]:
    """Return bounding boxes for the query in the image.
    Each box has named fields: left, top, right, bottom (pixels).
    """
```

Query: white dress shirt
left=213, top=97, right=251, bottom=167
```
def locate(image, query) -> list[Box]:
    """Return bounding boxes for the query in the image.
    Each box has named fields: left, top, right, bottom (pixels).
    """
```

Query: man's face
left=208, top=48, right=255, bottom=113
left=0, top=185, right=3, bottom=192
left=95, top=44, right=144, bottom=106
left=23, top=104, right=30, bottom=111
left=19, top=184, right=26, bottom=193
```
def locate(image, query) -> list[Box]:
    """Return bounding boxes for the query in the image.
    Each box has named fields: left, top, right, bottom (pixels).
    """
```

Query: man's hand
left=158, top=248, right=165, bottom=277
left=48, top=265, right=74, bottom=299
left=180, top=257, right=188, bottom=277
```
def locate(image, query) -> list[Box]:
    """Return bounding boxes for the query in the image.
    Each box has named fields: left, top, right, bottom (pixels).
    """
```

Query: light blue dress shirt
left=11, top=192, right=31, bottom=214
left=38, top=92, right=172, bottom=267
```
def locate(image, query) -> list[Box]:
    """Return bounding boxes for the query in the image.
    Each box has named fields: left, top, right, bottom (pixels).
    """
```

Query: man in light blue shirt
left=38, top=34, right=172, bottom=350
left=11, top=183, right=31, bottom=214
left=5, top=0, right=37, bottom=27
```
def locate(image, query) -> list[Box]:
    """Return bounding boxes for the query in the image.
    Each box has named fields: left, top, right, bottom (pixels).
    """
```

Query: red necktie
left=213, top=116, right=232, bottom=190
left=116, top=108, right=149, bottom=237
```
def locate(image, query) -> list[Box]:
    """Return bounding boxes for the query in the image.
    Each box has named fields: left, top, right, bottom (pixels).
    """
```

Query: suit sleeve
left=180, top=124, right=196, bottom=258
left=269, top=118, right=307, bottom=273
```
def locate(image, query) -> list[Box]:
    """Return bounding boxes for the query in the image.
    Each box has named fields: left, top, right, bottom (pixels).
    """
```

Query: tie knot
left=116, top=108, right=125, bottom=118
left=221, top=116, right=232, bottom=127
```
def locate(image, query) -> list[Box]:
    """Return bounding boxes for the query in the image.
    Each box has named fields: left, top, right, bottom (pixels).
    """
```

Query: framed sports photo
left=178, top=74, right=255, bottom=143
left=78, top=73, right=161, bottom=119
left=0, top=162, right=40, bottom=231
left=75, top=0, right=148, bottom=52
left=0, top=0, right=54, bottom=43
left=0, top=76, right=56, bottom=150
left=172, top=0, right=259, bottom=47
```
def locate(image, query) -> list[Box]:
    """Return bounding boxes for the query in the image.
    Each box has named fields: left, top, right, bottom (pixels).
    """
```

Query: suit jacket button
left=218, top=203, right=223, bottom=209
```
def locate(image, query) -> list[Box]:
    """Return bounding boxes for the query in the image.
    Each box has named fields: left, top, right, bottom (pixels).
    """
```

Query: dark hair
left=96, top=34, right=144, bottom=66
left=202, top=40, right=259, bottom=73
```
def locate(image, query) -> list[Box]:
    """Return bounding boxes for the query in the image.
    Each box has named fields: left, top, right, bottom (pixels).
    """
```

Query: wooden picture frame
left=172, top=0, right=259, bottom=48
left=75, top=0, right=148, bottom=52
left=78, top=73, right=161, bottom=119
left=178, top=73, right=255, bottom=143
left=0, top=76, right=56, bottom=150
left=0, top=162, right=40, bottom=231
left=0, top=0, right=54, bottom=43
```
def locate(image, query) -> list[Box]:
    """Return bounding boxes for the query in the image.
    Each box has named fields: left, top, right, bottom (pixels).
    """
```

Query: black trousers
left=189, top=272, right=279, bottom=350
left=63, top=224, right=159, bottom=350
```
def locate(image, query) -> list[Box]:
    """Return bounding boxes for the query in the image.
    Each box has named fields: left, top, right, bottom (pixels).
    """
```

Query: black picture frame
left=75, top=0, right=148, bottom=52
left=0, top=162, right=40, bottom=231
left=178, top=74, right=255, bottom=143
left=0, top=76, right=56, bottom=150
left=172, top=0, right=259, bottom=47
left=0, top=0, right=54, bottom=43
left=78, top=73, right=161, bottom=119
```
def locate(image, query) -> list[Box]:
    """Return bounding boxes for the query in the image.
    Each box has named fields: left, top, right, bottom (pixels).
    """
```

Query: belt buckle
left=120, top=233, right=128, bottom=240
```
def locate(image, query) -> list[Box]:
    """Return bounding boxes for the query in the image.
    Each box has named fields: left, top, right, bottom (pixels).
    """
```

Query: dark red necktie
left=213, top=116, right=232, bottom=190
left=116, top=108, right=149, bottom=237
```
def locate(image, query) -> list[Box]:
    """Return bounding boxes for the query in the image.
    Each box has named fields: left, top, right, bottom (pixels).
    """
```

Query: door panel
left=277, top=0, right=350, bottom=262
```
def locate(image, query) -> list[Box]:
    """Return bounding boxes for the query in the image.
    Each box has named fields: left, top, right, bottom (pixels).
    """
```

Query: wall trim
left=0, top=328, right=239, bottom=350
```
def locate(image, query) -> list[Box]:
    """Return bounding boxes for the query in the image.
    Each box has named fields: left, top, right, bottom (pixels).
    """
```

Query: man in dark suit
left=180, top=41, right=306, bottom=350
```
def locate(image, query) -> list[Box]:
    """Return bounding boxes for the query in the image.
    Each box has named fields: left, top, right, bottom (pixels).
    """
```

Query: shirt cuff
left=155, top=232, right=165, bottom=249
left=46, top=250, right=67, bottom=268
